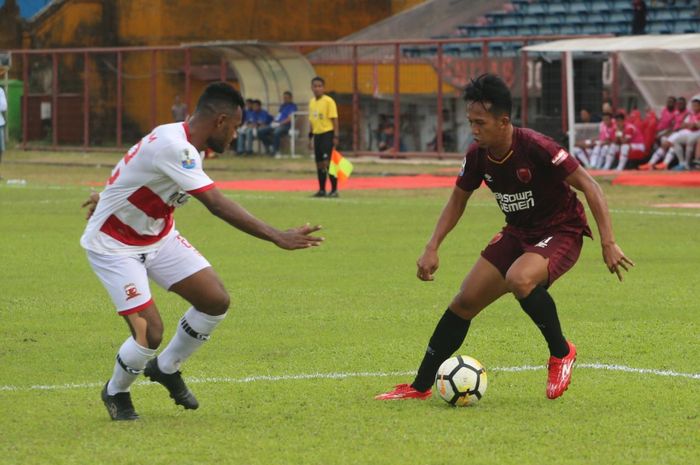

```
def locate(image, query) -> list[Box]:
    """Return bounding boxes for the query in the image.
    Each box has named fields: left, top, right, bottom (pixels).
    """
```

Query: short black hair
left=311, top=76, right=325, bottom=85
left=614, top=112, right=625, bottom=121
left=463, top=73, right=512, bottom=117
left=283, top=91, right=292, bottom=97
left=196, top=82, right=245, bottom=115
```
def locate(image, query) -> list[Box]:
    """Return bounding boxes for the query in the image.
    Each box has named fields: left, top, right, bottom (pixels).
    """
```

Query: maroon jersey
left=456, top=127, right=591, bottom=237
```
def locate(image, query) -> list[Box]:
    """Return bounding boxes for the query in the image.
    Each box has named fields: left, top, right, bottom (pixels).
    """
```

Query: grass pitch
left=0, top=151, right=698, bottom=465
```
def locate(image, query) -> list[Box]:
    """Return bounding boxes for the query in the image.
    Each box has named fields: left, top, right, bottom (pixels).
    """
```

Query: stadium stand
left=404, top=0, right=700, bottom=58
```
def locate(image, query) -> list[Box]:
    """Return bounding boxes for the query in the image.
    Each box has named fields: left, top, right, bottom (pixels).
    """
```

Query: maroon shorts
left=481, top=228, right=584, bottom=286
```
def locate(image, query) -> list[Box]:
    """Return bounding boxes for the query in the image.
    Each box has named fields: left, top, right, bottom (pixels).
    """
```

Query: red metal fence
left=5, top=36, right=617, bottom=157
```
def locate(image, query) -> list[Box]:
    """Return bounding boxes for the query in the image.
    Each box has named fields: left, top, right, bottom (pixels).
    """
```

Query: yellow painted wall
left=20, top=0, right=432, bottom=137
left=314, top=63, right=460, bottom=96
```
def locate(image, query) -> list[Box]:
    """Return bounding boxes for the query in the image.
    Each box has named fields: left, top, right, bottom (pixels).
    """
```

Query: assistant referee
left=308, top=76, right=339, bottom=197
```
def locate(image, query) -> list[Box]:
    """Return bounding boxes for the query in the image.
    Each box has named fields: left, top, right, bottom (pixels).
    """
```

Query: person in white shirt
left=0, top=86, right=7, bottom=158
left=81, top=82, right=324, bottom=421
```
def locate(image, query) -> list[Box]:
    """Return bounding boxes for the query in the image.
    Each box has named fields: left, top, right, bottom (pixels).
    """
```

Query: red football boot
left=546, top=341, right=577, bottom=399
left=375, top=383, right=432, bottom=400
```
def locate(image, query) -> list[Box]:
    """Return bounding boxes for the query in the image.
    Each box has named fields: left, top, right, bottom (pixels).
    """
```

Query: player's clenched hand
left=417, top=247, right=439, bottom=281
left=274, top=224, right=324, bottom=250
left=81, top=190, right=100, bottom=220
left=602, top=242, right=634, bottom=281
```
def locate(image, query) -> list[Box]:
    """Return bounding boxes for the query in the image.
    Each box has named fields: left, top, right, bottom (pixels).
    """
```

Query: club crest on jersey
left=124, top=283, right=142, bottom=301
left=181, top=149, right=196, bottom=169
left=516, top=167, right=532, bottom=184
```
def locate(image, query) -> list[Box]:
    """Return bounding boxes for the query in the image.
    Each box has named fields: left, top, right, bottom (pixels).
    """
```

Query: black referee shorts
left=313, top=131, right=334, bottom=163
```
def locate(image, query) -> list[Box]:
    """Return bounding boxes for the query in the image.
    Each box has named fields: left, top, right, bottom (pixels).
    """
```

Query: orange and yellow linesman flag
left=328, top=149, right=354, bottom=183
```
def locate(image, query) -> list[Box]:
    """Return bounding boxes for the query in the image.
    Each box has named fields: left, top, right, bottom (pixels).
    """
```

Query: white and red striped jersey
left=81, top=122, right=214, bottom=255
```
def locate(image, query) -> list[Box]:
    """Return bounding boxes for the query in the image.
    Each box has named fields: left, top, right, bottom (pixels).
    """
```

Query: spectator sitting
left=640, top=96, right=691, bottom=170
left=257, top=91, right=298, bottom=157
left=656, top=96, right=677, bottom=141
left=669, top=95, right=700, bottom=170
left=378, top=123, right=405, bottom=152
left=587, top=112, right=615, bottom=169
left=236, top=99, right=255, bottom=155
left=602, top=112, right=646, bottom=170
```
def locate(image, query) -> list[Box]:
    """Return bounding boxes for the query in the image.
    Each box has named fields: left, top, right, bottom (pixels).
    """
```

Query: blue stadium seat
left=501, top=15, right=521, bottom=27
left=590, top=1, right=611, bottom=13
left=525, top=3, right=547, bottom=15
left=548, top=4, right=568, bottom=15
left=569, top=3, right=590, bottom=15
left=649, top=9, right=675, bottom=22
left=587, top=12, right=605, bottom=23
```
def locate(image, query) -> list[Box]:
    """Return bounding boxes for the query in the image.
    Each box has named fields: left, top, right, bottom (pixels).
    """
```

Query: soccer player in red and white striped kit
left=81, top=82, right=323, bottom=420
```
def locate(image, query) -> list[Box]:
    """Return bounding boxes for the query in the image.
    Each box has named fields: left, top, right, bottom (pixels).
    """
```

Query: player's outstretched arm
left=566, top=166, right=634, bottom=281
left=194, top=187, right=323, bottom=250
left=417, top=186, right=472, bottom=281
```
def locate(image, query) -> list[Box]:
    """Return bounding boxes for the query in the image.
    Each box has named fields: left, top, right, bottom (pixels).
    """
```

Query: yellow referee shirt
left=309, top=95, right=338, bottom=134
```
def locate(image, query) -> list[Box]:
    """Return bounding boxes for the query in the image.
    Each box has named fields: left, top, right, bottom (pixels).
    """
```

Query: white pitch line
left=0, top=363, right=697, bottom=393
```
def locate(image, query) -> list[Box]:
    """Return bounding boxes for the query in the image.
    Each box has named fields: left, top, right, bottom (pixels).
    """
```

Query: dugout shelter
left=523, top=34, right=700, bottom=152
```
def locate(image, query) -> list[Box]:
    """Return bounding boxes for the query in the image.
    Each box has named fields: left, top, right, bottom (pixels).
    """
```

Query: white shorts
left=86, top=232, right=211, bottom=315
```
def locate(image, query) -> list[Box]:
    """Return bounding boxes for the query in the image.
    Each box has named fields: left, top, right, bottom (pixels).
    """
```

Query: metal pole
left=290, top=111, right=296, bottom=157
left=22, top=52, right=28, bottom=149
left=52, top=53, right=58, bottom=149
left=117, top=51, right=122, bottom=147
left=611, top=52, right=618, bottom=111
left=561, top=55, right=567, bottom=137
left=481, top=41, right=489, bottom=75
left=150, top=50, right=157, bottom=128
left=352, top=45, right=359, bottom=152
left=184, top=48, right=191, bottom=114
left=521, top=46, right=528, bottom=128
left=566, top=52, right=576, bottom=154
left=83, top=51, right=89, bottom=149
left=393, top=43, right=400, bottom=154
left=436, top=43, right=444, bottom=156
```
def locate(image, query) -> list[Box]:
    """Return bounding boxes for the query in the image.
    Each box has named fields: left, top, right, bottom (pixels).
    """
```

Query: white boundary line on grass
left=1, top=363, right=697, bottom=393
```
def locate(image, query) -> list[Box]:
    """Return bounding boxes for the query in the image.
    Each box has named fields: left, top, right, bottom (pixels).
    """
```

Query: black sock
left=518, top=285, right=569, bottom=358
left=411, top=308, right=471, bottom=392
left=317, top=168, right=327, bottom=191
left=329, top=174, right=338, bottom=192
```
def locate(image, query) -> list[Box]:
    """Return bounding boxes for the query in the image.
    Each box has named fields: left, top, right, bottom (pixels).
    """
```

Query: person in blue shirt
left=236, top=99, right=255, bottom=155
left=258, top=91, right=298, bottom=157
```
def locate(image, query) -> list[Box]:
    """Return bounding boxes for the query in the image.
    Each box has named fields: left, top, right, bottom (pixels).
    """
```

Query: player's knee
left=450, top=294, right=482, bottom=319
left=201, top=289, right=230, bottom=316
left=505, top=272, right=538, bottom=299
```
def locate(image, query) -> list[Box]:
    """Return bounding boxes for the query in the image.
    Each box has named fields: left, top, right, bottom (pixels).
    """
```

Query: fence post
left=436, top=42, right=444, bottom=157
left=22, top=52, right=28, bottom=149
left=117, top=51, right=123, bottom=147
left=352, top=45, right=359, bottom=153
left=83, top=51, right=89, bottom=149
left=184, top=48, right=191, bottom=114
left=150, top=50, right=157, bottom=128
left=393, top=43, right=400, bottom=155
left=52, top=52, right=58, bottom=149
left=521, top=45, right=528, bottom=128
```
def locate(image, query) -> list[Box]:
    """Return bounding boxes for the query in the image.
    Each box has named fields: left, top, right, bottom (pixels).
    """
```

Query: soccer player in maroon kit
left=376, top=74, right=633, bottom=401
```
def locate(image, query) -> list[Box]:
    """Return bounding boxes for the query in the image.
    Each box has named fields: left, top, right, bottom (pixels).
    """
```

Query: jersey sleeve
left=156, top=142, right=215, bottom=194
left=531, top=135, right=580, bottom=181
left=455, top=145, right=483, bottom=191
